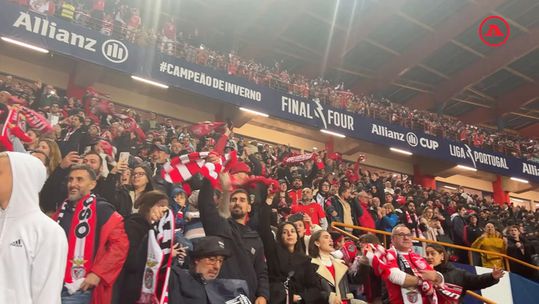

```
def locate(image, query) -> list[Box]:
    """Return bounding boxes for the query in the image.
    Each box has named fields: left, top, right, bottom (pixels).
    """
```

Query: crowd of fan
left=9, top=0, right=538, bottom=162
left=1, top=70, right=539, bottom=303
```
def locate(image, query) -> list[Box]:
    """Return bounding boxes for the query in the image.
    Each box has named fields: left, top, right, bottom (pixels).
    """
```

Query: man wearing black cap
left=150, top=143, right=170, bottom=191
left=169, top=236, right=251, bottom=303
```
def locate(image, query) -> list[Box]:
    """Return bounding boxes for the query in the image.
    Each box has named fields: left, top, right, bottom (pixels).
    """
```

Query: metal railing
left=331, top=222, right=539, bottom=304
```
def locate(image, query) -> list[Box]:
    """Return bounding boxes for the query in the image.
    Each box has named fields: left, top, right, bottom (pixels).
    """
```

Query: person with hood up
left=0, top=152, right=68, bottom=304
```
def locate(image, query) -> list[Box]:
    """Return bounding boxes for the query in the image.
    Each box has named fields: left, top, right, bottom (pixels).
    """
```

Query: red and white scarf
left=56, top=194, right=97, bottom=290
left=161, top=151, right=237, bottom=186
left=365, top=244, right=437, bottom=304
left=138, top=209, right=175, bottom=304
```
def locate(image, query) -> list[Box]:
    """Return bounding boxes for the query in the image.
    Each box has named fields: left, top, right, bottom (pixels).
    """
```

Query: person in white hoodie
left=0, top=151, right=68, bottom=304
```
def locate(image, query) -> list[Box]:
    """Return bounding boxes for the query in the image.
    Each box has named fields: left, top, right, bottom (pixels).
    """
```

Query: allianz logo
left=371, top=123, right=439, bottom=150
left=12, top=11, right=128, bottom=63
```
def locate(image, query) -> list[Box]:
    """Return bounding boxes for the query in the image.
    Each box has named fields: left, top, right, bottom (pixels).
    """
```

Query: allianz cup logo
left=406, top=132, right=418, bottom=147
left=101, top=39, right=128, bottom=63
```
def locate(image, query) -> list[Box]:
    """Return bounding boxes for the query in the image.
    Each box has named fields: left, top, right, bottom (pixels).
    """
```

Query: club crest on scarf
left=138, top=209, right=175, bottom=304
left=55, top=194, right=97, bottom=288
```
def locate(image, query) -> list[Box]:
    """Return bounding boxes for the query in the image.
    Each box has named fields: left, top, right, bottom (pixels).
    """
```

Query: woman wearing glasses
left=105, top=163, right=155, bottom=216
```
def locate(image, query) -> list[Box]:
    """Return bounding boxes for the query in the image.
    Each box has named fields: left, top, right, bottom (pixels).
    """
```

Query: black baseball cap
left=192, top=236, right=230, bottom=259
left=152, top=143, right=170, bottom=154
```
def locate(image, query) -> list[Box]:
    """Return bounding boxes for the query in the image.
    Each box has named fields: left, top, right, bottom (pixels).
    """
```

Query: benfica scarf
left=365, top=244, right=437, bottom=304
left=19, top=106, right=54, bottom=133
left=0, top=107, right=33, bottom=151
left=56, top=194, right=97, bottom=290
left=283, top=152, right=324, bottom=169
left=138, top=209, right=175, bottom=304
left=162, top=151, right=237, bottom=186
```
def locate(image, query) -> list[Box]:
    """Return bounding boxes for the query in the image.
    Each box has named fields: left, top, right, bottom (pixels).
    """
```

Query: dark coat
left=168, top=266, right=251, bottom=304
left=198, top=178, right=269, bottom=302
left=257, top=201, right=320, bottom=303
left=434, top=262, right=499, bottom=303
left=114, top=214, right=150, bottom=304
left=507, top=236, right=536, bottom=279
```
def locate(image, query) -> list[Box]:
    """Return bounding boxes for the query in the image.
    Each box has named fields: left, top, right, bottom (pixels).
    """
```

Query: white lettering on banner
left=371, top=124, right=405, bottom=141
left=449, top=144, right=508, bottom=169
left=523, top=163, right=539, bottom=176
left=13, top=12, right=98, bottom=53
left=281, top=96, right=354, bottom=131
left=161, top=62, right=261, bottom=102
left=371, top=124, right=439, bottom=150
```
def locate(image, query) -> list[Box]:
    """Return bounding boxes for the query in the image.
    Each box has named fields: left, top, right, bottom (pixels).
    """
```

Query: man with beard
left=287, top=176, right=304, bottom=206
left=53, top=164, right=128, bottom=303
left=291, top=187, right=328, bottom=233
left=198, top=179, right=269, bottom=304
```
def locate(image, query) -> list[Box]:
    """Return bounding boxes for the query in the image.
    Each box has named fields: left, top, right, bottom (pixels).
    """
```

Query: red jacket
left=90, top=212, right=129, bottom=304
left=288, top=189, right=302, bottom=206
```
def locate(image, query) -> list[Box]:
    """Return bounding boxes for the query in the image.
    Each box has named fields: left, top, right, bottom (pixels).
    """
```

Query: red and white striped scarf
left=55, top=194, right=97, bottom=289
left=161, top=151, right=237, bottom=186
left=366, top=244, right=437, bottom=303
left=19, top=106, right=54, bottom=133
left=138, top=209, right=175, bottom=304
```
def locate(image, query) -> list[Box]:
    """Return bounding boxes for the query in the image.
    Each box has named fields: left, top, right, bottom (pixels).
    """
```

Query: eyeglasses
left=132, top=172, right=146, bottom=177
left=204, top=256, right=225, bottom=265
left=394, top=233, right=412, bottom=238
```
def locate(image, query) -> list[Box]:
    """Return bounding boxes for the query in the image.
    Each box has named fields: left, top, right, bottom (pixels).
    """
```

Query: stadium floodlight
left=239, top=107, right=269, bottom=117
left=389, top=147, right=412, bottom=156
left=443, top=185, right=457, bottom=190
left=1, top=37, right=49, bottom=53
left=456, top=165, right=477, bottom=172
left=510, top=177, right=529, bottom=184
left=131, top=76, right=169, bottom=89
left=320, top=129, right=346, bottom=138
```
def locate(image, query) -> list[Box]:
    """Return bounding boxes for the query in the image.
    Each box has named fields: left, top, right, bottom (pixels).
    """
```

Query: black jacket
left=326, top=195, right=360, bottom=229
left=198, top=179, right=269, bottom=302
left=168, top=266, right=251, bottom=304
left=434, top=262, right=499, bottom=303
left=114, top=214, right=151, bottom=304
left=39, top=166, right=115, bottom=213
left=507, top=236, right=536, bottom=279
left=257, top=201, right=320, bottom=303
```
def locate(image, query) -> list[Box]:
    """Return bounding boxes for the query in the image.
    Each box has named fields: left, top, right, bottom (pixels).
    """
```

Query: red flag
left=328, top=152, right=342, bottom=161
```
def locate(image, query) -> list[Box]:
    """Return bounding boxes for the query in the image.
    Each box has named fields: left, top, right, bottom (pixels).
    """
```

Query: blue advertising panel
left=1, top=1, right=538, bottom=183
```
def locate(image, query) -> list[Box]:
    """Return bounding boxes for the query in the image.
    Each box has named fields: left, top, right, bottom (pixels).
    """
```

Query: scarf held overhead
left=161, top=151, right=237, bottom=186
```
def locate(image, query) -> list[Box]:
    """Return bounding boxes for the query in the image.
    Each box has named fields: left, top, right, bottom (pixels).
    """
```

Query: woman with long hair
left=471, top=222, right=507, bottom=269
left=37, top=138, right=62, bottom=174
left=259, top=192, right=319, bottom=303
left=109, top=164, right=155, bottom=217
left=308, top=230, right=364, bottom=304
left=425, top=244, right=503, bottom=304
left=115, top=190, right=181, bottom=304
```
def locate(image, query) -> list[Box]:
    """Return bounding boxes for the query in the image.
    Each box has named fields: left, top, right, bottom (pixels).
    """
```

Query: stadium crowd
left=1, top=70, right=539, bottom=304
left=8, top=0, right=538, bottom=162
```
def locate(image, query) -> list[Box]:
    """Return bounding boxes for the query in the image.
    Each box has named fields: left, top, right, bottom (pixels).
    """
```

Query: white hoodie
left=0, top=152, right=68, bottom=304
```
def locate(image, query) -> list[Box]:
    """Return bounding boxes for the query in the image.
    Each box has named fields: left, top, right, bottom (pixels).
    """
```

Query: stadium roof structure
left=169, top=0, right=539, bottom=137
